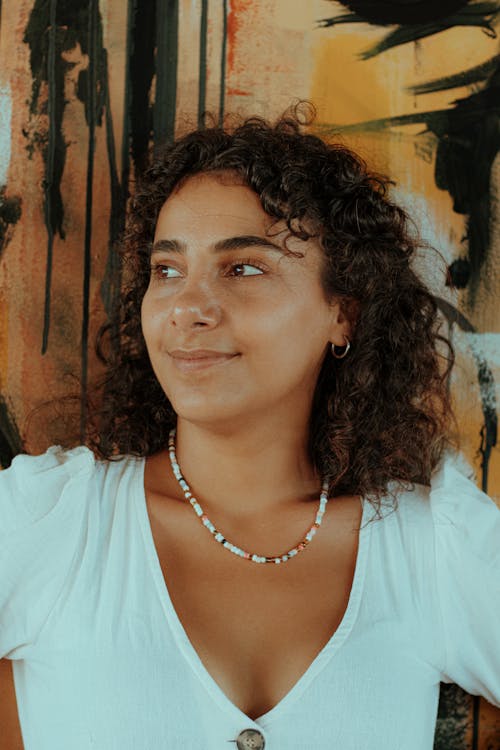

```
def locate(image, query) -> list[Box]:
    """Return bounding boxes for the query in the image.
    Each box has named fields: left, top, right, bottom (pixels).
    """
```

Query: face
left=141, top=172, right=349, bottom=428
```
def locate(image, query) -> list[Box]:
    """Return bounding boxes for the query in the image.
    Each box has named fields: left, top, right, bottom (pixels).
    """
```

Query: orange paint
left=226, top=87, right=250, bottom=96
left=226, top=0, right=255, bottom=75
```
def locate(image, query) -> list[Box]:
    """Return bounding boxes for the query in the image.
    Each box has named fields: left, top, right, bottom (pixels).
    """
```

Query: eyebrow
left=150, top=234, right=286, bottom=256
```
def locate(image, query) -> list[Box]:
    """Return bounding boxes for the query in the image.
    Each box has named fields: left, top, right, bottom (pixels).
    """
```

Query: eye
left=228, top=261, right=266, bottom=277
left=150, top=264, right=182, bottom=279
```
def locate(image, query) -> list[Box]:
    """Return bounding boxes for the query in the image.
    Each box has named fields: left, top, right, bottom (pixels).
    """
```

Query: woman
left=1, top=109, right=499, bottom=750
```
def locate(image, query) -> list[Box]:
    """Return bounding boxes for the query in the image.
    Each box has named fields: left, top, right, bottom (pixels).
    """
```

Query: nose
left=169, top=281, right=222, bottom=331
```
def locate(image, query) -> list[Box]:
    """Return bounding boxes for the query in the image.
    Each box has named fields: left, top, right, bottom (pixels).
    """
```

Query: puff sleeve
left=431, top=455, right=500, bottom=706
left=0, top=446, right=95, bottom=659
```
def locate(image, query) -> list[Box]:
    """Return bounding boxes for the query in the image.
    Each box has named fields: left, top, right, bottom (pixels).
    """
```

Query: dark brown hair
left=89, top=105, right=455, bottom=511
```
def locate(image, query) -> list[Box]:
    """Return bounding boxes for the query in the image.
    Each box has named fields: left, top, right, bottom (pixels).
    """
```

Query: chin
left=168, top=395, right=243, bottom=425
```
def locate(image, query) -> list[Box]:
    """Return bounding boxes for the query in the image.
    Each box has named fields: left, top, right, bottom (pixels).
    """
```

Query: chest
left=147, top=495, right=361, bottom=719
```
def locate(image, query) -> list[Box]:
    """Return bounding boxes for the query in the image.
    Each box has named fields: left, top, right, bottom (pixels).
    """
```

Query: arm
left=0, top=659, right=24, bottom=749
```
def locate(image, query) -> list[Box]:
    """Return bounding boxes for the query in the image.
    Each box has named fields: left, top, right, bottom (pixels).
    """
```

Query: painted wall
left=0, top=1, right=498, bottom=746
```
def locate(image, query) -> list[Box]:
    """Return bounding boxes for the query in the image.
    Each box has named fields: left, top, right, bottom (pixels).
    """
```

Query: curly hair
left=88, top=105, right=455, bottom=511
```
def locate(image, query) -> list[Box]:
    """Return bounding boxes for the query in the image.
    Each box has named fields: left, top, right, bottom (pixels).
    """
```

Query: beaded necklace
left=167, top=427, right=330, bottom=564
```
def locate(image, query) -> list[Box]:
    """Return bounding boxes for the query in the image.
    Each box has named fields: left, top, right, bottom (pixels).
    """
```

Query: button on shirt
left=235, top=728, right=266, bottom=749
left=0, top=447, right=499, bottom=749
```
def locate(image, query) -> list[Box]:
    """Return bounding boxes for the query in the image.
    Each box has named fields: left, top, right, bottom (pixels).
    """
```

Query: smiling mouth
left=169, top=353, right=239, bottom=373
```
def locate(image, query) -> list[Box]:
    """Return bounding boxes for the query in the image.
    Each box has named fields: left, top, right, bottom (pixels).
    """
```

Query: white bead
left=168, top=429, right=328, bottom=565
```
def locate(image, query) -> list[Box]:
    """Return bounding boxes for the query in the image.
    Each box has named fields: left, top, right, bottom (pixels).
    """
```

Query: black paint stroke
left=435, top=296, right=497, bottom=492
left=100, top=44, right=124, bottom=324
left=120, top=1, right=134, bottom=201
left=42, top=0, right=57, bottom=355
left=317, top=2, right=500, bottom=59
left=0, top=394, right=22, bottom=468
left=219, top=0, right=228, bottom=124
left=24, top=0, right=109, bottom=357
left=154, top=0, right=179, bottom=148
left=80, top=0, right=100, bottom=438
left=434, top=682, right=471, bottom=750
left=407, top=55, right=500, bottom=95
left=436, top=296, right=496, bottom=750
left=99, top=3, right=134, bottom=332
left=328, top=1, right=470, bottom=25
left=0, top=189, right=22, bottom=258
left=321, top=68, right=500, bottom=301
left=198, top=0, right=208, bottom=128
left=128, top=2, right=156, bottom=175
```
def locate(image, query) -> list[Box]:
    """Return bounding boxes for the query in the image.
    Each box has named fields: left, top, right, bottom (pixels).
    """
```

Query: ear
left=328, top=297, right=358, bottom=347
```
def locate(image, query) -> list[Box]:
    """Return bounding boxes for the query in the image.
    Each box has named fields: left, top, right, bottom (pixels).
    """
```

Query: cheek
left=140, top=292, right=160, bottom=348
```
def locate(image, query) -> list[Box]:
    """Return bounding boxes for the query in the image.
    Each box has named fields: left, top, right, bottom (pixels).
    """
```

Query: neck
left=172, top=416, right=322, bottom=519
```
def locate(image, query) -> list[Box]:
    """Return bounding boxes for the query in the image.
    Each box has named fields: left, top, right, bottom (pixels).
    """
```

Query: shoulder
left=389, top=451, right=498, bottom=527
left=372, top=452, right=500, bottom=568
left=0, top=446, right=143, bottom=659
left=0, top=446, right=141, bottom=534
left=428, top=451, right=499, bottom=533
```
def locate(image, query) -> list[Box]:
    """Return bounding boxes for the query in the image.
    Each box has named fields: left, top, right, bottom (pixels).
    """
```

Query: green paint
left=154, top=0, right=179, bottom=147
left=407, top=55, right=500, bottom=95
left=198, top=0, right=208, bottom=128
left=219, top=0, right=228, bottom=125
left=360, top=12, right=498, bottom=60
left=80, top=0, right=100, bottom=438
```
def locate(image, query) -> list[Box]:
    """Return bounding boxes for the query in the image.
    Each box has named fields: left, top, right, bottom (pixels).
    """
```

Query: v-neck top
left=1, top=446, right=499, bottom=750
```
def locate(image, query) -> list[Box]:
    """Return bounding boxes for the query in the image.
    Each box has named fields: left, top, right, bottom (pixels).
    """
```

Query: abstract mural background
left=0, top=0, right=499, bottom=747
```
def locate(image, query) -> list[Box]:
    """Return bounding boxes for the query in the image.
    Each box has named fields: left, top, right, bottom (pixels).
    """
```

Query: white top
left=1, top=447, right=499, bottom=750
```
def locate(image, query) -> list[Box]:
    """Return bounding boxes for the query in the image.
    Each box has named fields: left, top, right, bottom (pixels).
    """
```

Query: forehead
left=154, top=173, right=280, bottom=236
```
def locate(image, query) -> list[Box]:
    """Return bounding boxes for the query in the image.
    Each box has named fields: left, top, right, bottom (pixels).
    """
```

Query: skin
left=0, top=173, right=361, bottom=736
left=141, top=171, right=352, bottom=516
left=141, top=173, right=362, bottom=718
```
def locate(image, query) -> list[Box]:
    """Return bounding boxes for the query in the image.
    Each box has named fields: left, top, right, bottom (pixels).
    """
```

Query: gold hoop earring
left=331, top=336, right=350, bottom=359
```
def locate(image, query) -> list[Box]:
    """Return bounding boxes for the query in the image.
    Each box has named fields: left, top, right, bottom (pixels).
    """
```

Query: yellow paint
left=311, top=32, right=393, bottom=126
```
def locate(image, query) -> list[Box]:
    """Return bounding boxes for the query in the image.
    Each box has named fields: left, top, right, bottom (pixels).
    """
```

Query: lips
left=169, top=349, right=238, bottom=373
left=169, top=349, right=235, bottom=360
